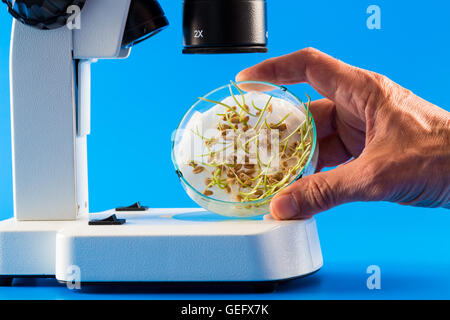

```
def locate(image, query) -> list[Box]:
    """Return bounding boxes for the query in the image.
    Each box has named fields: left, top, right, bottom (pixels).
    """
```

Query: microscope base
left=0, top=209, right=322, bottom=284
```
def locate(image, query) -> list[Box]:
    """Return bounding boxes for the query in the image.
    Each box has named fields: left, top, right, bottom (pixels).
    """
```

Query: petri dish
left=172, top=81, right=318, bottom=218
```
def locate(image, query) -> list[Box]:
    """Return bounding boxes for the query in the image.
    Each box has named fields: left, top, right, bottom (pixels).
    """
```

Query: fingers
left=236, top=47, right=377, bottom=111
left=309, top=99, right=352, bottom=170
left=317, top=133, right=353, bottom=171
left=312, top=99, right=366, bottom=159
left=270, top=158, right=371, bottom=220
left=335, top=115, right=366, bottom=156
left=309, top=99, right=336, bottom=139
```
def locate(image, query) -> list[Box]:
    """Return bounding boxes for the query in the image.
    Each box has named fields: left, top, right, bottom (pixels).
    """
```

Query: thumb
left=270, top=159, right=371, bottom=220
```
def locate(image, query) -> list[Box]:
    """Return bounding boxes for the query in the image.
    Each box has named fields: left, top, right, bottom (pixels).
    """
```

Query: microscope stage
left=0, top=209, right=322, bottom=284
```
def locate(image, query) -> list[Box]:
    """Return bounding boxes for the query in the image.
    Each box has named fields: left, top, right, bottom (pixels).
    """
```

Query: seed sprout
left=189, top=82, right=314, bottom=205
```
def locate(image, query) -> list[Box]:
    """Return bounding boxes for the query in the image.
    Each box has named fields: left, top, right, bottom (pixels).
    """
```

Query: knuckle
left=366, top=72, right=388, bottom=96
left=298, top=175, right=334, bottom=213
left=365, top=71, right=397, bottom=102
left=358, top=157, right=390, bottom=201
left=358, top=71, right=395, bottom=117
left=302, top=47, right=319, bottom=55
left=299, top=47, right=322, bottom=63
left=367, top=71, right=388, bottom=88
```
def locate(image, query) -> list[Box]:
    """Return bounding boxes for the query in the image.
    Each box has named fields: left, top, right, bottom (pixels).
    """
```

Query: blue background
left=0, top=0, right=449, bottom=299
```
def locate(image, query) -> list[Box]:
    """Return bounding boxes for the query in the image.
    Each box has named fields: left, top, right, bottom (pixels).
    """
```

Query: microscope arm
left=10, top=0, right=132, bottom=221
left=10, top=21, right=78, bottom=221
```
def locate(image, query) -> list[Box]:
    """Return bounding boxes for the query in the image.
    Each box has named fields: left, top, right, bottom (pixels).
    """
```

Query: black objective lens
left=122, top=0, right=169, bottom=47
left=183, top=0, right=268, bottom=54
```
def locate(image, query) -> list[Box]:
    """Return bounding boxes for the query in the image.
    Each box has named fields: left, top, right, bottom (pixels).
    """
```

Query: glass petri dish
left=172, top=81, right=319, bottom=218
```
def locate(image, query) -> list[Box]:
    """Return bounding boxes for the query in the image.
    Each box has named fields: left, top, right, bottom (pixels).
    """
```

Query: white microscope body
left=0, top=0, right=322, bottom=287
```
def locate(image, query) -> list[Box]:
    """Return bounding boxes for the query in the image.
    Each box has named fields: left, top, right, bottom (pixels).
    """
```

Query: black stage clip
left=115, top=202, right=148, bottom=212
left=88, top=214, right=126, bottom=226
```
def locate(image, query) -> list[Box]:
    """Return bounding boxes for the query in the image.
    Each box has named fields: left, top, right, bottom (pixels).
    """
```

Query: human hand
left=236, top=48, right=450, bottom=220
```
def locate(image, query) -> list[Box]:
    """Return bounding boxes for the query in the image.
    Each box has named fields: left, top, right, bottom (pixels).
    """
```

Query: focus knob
left=2, top=0, right=86, bottom=30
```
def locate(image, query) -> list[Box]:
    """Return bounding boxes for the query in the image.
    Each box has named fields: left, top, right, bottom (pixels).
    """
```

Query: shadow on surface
left=7, top=273, right=322, bottom=295
left=7, top=265, right=446, bottom=298
left=77, top=275, right=322, bottom=295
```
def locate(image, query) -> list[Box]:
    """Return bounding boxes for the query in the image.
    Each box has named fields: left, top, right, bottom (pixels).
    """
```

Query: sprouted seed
left=185, top=82, right=314, bottom=205
left=203, top=190, right=214, bottom=196
left=193, top=166, right=205, bottom=174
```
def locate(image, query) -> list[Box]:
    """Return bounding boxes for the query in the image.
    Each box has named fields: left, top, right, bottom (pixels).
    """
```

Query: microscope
left=0, top=0, right=322, bottom=290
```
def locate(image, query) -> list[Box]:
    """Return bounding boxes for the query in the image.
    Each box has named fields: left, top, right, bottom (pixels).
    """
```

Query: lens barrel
left=122, top=0, right=169, bottom=47
left=183, top=0, right=268, bottom=54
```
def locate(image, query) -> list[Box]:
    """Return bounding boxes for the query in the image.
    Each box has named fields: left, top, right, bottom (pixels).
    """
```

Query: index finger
left=236, top=48, right=377, bottom=111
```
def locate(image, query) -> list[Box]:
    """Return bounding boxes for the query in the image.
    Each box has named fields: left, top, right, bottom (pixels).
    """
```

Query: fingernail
left=271, top=193, right=300, bottom=220
left=235, top=70, right=248, bottom=82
